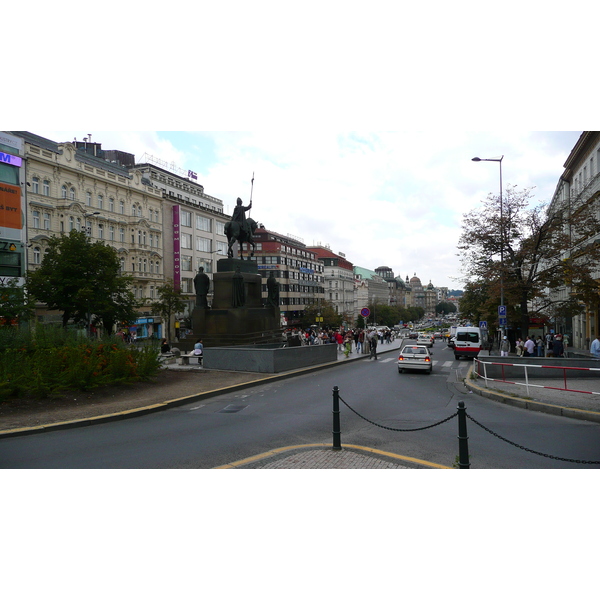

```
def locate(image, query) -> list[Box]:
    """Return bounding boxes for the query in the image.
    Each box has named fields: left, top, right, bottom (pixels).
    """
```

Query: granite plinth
left=202, top=343, right=338, bottom=373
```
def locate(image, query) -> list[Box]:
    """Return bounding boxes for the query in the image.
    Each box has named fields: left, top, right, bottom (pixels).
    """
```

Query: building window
left=43, top=180, right=50, bottom=196
left=109, top=226, right=115, bottom=241
left=62, top=185, right=67, bottom=199
left=86, top=191, right=92, bottom=206
left=181, top=255, right=192, bottom=271
left=198, top=258, right=212, bottom=274
left=33, top=247, right=41, bottom=264
left=98, top=223, right=104, bottom=239
left=69, top=216, right=74, bottom=231
left=196, top=236, right=212, bottom=252
left=119, top=200, right=125, bottom=214
left=216, top=221, right=225, bottom=236
left=43, top=212, right=50, bottom=230
left=70, top=187, right=76, bottom=200
left=109, top=197, right=114, bottom=212
left=196, top=215, right=212, bottom=232
left=32, top=177, right=39, bottom=194
left=181, top=211, right=192, bottom=227
left=119, top=227, right=125, bottom=242
left=181, top=233, right=192, bottom=249
left=76, top=218, right=82, bottom=232
left=32, top=210, right=40, bottom=228
left=98, top=194, right=104, bottom=210
left=216, top=241, right=228, bottom=256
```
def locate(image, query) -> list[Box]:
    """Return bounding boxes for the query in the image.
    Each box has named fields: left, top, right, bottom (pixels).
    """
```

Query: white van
left=453, top=326, right=483, bottom=360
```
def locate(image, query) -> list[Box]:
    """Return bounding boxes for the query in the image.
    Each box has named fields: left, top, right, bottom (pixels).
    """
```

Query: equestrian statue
left=225, top=196, right=258, bottom=260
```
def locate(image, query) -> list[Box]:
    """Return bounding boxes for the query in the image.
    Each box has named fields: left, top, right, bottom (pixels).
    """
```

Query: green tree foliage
left=151, top=280, right=187, bottom=341
left=300, top=300, right=342, bottom=329
left=0, top=279, right=35, bottom=326
left=435, top=301, right=457, bottom=315
left=26, top=230, right=140, bottom=332
left=458, top=185, right=600, bottom=336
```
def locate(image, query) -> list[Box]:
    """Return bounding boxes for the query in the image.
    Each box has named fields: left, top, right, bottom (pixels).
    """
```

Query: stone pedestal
left=186, top=258, right=282, bottom=348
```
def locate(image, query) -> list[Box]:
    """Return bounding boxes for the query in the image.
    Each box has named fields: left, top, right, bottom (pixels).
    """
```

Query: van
left=453, top=326, right=484, bottom=360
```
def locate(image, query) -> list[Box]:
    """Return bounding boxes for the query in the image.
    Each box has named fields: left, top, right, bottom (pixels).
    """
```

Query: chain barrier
left=465, top=413, right=600, bottom=465
left=338, top=394, right=458, bottom=432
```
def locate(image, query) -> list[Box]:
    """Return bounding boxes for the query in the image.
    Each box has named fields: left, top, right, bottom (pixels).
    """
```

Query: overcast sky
left=32, top=130, right=582, bottom=290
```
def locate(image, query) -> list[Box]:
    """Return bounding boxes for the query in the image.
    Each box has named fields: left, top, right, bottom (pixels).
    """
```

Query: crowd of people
left=500, top=333, right=568, bottom=358
left=283, top=326, right=396, bottom=357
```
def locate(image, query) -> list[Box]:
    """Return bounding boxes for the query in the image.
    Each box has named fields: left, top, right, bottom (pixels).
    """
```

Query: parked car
left=398, top=345, right=433, bottom=374
left=447, top=336, right=455, bottom=349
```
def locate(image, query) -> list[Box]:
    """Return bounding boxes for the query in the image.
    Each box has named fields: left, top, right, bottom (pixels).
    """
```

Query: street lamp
left=472, top=155, right=504, bottom=339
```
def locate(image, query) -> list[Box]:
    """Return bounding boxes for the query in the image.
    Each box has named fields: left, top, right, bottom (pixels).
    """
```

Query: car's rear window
left=457, top=332, right=479, bottom=343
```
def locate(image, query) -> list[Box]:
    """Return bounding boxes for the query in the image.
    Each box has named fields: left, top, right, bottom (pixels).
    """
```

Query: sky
left=31, top=130, right=583, bottom=290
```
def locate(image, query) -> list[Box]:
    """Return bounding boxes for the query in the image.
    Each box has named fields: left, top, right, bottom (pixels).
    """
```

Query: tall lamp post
left=472, top=155, right=504, bottom=341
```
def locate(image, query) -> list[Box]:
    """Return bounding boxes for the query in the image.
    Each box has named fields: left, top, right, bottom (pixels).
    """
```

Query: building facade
left=8, top=131, right=166, bottom=337
left=249, top=228, right=325, bottom=327
left=131, top=158, right=229, bottom=317
left=307, top=245, right=354, bottom=321
left=547, top=131, right=600, bottom=349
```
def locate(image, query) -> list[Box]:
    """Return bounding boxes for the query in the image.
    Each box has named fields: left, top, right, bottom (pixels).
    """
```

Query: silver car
left=398, top=345, right=433, bottom=374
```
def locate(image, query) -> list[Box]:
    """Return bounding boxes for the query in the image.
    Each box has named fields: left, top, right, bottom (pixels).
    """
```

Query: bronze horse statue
left=225, top=218, right=258, bottom=259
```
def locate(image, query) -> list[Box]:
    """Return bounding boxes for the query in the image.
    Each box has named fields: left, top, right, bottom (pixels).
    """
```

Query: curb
left=212, top=443, right=451, bottom=469
left=464, top=364, right=600, bottom=424
left=0, top=345, right=400, bottom=439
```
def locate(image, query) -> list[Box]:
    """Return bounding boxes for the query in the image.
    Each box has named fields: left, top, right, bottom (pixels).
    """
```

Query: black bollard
left=457, top=401, right=470, bottom=469
left=332, top=386, right=342, bottom=450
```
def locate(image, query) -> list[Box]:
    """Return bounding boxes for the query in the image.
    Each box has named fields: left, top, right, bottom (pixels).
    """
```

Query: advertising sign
left=172, top=205, right=181, bottom=290
left=0, top=183, right=22, bottom=229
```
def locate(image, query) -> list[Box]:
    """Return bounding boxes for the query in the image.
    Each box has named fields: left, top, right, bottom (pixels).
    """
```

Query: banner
left=0, top=183, right=22, bottom=229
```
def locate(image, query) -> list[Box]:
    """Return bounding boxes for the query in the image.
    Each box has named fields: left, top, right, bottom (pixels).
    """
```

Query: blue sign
left=0, top=152, right=22, bottom=167
left=499, top=317, right=507, bottom=326
left=498, top=305, right=507, bottom=316
left=479, top=321, right=488, bottom=329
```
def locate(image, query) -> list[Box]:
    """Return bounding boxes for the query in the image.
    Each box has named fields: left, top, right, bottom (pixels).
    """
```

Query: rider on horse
left=232, top=197, right=253, bottom=241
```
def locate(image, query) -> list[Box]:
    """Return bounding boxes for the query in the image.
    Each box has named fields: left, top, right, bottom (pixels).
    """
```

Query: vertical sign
left=172, top=205, right=181, bottom=290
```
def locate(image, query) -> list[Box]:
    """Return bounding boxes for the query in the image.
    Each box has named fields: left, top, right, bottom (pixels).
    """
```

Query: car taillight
left=398, top=356, right=404, bottom=361
left=425, top=357, right=431, bottom=362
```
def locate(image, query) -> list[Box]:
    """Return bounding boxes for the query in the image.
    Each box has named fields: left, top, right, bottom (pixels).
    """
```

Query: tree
left=300, top=300, right=342, bottom=329
left=458, top=185, right=600, bottom=337
left=151, top=280, right=187, bottom=341
left=26, top=230, right=140, bottom=332
left=0, top=279, right=35, bottom=326
left=435, top=301, right=457, bottom=315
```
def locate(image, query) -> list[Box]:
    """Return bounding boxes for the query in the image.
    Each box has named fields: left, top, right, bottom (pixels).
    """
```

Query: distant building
left=307, top=244, right=354, bottom=322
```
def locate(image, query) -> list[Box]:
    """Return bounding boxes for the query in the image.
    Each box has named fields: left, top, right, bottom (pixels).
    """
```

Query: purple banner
left=173, top=205, right=181, bottom=290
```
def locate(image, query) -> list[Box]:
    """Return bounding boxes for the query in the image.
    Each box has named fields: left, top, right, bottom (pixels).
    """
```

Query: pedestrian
left=368, top=329, right=378, bottom=360
left=552, top=334, right=564, bottom=358
left=590, top=334, right=600, bottom=358
left=536, top=336, right=544, bottom=357
left=516, top=338, right=524, bottom=357
left=160, top=338, right=171, bottom=354
left=500, top=336, right=510, bottom=357
left=335, top=330, right=344, bottom=352
left=357, top=329, right=364, bottom=353
left=524, top=336, right=535, bottom=357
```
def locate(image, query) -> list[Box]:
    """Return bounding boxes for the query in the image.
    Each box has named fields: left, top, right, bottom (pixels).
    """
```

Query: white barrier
left=474, top=358, right=600, bottom=396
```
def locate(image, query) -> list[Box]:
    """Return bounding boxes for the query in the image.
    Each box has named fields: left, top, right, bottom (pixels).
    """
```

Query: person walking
left=516, top=338, right=524, bottom=357
left=500, top=336, right=510, bottom=357
left=368, top=329, right=378, bottom=360
left=357, top=329, right=364, bottom=353
left=524, top=336, right=535, bottom=357
left=590, top=334, right=600, bottom=358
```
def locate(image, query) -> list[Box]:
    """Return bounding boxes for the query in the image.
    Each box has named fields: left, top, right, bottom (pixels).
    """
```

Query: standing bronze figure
left=194, top=267, right=211, bottom=308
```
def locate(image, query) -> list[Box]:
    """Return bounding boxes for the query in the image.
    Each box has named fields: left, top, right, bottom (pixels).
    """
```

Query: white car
left=416, top=334, right=433, bottom=348
left=398, top=345, right=433, bottom=374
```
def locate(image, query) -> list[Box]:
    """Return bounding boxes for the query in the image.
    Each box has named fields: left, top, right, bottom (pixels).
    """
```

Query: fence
left=331, top=385, right=600, bottom=468
left=474, top=358, right=600, bottom=397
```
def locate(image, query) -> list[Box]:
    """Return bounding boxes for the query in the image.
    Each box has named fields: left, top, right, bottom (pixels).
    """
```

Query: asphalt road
left=1, top=342, right=599, bottom=468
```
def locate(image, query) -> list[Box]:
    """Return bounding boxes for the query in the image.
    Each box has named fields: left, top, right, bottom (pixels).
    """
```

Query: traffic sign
left=499, top=317, right=507, bottom=326
left=479, top=321, right=488, bottom=329
left=360, top=307, right=370, bottom=318
left=498, top=305, right=507, bottom=316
